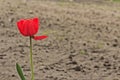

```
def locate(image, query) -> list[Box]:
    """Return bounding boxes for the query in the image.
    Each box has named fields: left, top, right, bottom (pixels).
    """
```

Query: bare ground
left=0, top=0, right=120, bottom=80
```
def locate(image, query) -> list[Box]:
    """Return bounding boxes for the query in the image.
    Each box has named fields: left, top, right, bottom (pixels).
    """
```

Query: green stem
left=30, top=36, right=34, bottom=80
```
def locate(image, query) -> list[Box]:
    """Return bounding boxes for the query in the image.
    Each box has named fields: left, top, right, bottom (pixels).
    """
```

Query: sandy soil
left=0, top=0, right=120, bottom=80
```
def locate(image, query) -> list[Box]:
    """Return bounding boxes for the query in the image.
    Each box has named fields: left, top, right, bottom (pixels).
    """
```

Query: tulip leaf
left=16, top=63, right=26, bottom=80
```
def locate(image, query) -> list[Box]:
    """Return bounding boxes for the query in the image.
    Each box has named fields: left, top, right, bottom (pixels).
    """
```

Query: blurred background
left=0, top=0, right=120, bottom=80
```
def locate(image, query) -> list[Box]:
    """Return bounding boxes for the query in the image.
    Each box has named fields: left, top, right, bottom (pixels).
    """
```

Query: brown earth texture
left=0, top=0, right=120, bottom=80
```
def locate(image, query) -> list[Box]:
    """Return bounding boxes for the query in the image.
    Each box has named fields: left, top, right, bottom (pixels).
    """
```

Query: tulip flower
left=17, top=17, right=47, bottom=40
left=16, top=18, right=48, bottom=80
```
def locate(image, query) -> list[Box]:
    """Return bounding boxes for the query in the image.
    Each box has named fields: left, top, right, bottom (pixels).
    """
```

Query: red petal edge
left=33, top=35, right=48, bottom=40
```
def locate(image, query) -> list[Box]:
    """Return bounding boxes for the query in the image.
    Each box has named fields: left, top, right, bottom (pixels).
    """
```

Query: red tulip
left=17, top=18, right=47, bottom=40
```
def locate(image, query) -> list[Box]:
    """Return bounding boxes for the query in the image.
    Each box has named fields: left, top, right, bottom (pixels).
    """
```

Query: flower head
left=17, top=18, right=47, bottom=40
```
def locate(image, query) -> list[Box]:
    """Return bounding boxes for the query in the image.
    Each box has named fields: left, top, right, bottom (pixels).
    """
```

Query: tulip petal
left=17, top=20, right=28, bottom=36
left=28, top=20, right=35, bottom=36
left=33, top=18, right=39, bottom=32
left=23, top=20, right=30, bottom=36
left=33, top=35, right=48, bottom=40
